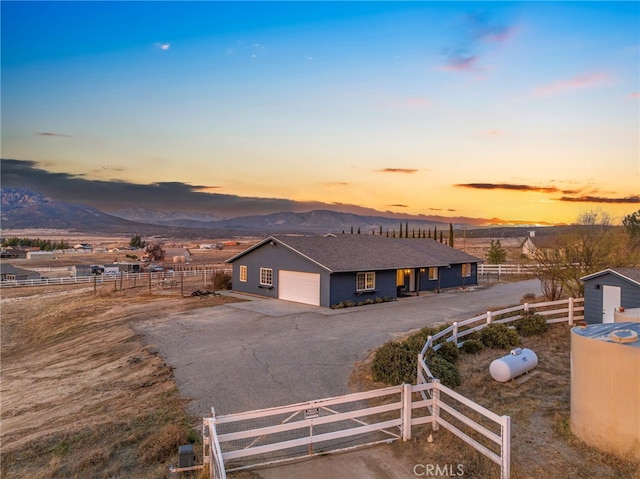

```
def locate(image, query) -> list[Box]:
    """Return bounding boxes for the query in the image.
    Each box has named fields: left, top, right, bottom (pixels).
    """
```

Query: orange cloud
left=534, top=72, right=610, bottom=96
left=456, top=183, right=561, bottom=193
left=557, top=195, right=640, bottom=204
left=378, top=168, right=419, bottom=174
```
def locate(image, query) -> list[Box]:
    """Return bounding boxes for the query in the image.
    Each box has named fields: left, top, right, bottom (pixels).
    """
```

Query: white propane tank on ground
left=489, top=348, right=538, bottom=382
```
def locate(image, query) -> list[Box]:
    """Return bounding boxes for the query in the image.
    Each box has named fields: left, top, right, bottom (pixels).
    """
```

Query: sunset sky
left=2, top=1, right=639, bottom=225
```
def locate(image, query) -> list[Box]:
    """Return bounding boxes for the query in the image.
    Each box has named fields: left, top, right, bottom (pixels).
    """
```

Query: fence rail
left=0, top=268, right=232, bottom=288
left=478, top=264, right=536, bottom=275
left=201, top=297, right=583, bottom=479
left=417, top=296, right=584, bottom=479
left=203, top=380, right=506, bottom=478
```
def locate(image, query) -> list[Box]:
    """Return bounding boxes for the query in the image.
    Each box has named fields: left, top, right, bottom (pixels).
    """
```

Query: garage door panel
left=278, top=271, right=320, bottom=306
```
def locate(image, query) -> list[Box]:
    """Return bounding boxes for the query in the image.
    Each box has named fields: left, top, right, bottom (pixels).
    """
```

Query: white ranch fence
left=201, top=297, right=583, bottom=479
left=478, top=264, right=537, bottom=275
left=202, top=381, right=508, bottom=479
left=417, top=297, right=584, bottom=479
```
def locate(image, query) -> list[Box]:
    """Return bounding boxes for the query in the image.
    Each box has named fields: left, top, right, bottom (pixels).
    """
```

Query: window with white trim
left=461, top=263, right=472, bottom=277
left=260, top=267, right=273, bottom=286
left=239, top=265, right=247, bottom=282
left=428, top=267, right=438, bottom=280
left=356, top=271, right=375, bottom=291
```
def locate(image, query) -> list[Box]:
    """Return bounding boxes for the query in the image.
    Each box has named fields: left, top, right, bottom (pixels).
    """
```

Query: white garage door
left=278, top=270, right=320, bottom=306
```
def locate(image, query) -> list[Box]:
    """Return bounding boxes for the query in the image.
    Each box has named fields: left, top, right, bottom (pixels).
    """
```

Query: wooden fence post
left=402, top=383, right=412, bottom=441
left=432, top=379, right=440, bottom=432
left=568, top=297, right=574, bottom=325
left=487, top=311, right=492, bottom=324
left=501, top=415, right=511, bottom=479
left=453, top=322, right=458, bottom=344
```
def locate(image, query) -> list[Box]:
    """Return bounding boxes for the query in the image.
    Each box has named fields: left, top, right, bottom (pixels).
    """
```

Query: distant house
left=0, top=263, right=41, bottom=282
left=0, top=248, right=29, bottom=259
left=226, top=235, right=482, bottom=307
left=521, top=233, right=561, bottom=259
left=73, top=243, right=93, bottom=250
left=581, top=268, right=640, bottom=323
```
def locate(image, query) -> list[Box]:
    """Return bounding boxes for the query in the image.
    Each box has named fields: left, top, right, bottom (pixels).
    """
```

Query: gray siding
left=329, top=270, right=397, bottom=307
left=583, top=273, right=640, bottom=323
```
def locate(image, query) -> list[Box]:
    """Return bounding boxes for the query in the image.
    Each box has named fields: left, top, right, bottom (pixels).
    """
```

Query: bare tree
left=527, top=210, right=617, bottom=299
left=145, top=243, right=166, bottom=262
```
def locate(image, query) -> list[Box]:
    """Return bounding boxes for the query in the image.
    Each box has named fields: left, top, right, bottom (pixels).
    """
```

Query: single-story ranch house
left=581, top=268, right=640, bottom=323
left=226, top=235, right=483, bottom=307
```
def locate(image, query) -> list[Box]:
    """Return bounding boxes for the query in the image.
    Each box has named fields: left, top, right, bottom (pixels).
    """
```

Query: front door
left=602, top=285, right=621, bottom=323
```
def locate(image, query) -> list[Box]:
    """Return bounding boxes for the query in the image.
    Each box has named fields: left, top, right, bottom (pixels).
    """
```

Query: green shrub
left=479, top=323, right=521, bottom=349
left=461, top=339, right=484, bottom=354
left=436, top=341, right=459, bottom=364
left=371, top=341, right=416, bottom=385
left=426, top=355, right=460, bottom=388
left=514, top=311, right=549, bottom=337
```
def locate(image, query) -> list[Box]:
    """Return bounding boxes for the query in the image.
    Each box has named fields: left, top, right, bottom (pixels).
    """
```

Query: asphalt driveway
left=135, top=279, right=541, bottom=417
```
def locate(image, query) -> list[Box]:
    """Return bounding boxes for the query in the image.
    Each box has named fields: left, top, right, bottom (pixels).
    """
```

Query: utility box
left=178, top=445, right=195, bottom=468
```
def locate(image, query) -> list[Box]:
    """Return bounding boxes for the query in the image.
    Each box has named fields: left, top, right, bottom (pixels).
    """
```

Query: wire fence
left=0, top=267, right=232, bottom=289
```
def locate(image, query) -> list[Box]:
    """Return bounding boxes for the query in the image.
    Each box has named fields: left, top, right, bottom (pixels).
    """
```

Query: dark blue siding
left=435, top=263, right=478, bottom=290
left=329, top=270, right=397, bottom=307
left=229, top=243, right=330, bottom=305
left=583, top=273, right=640, bottom=323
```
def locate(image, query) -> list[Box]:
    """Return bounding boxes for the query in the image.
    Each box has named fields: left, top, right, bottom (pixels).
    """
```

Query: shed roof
left=226, top=235, right=482, bottom=273
left=580, top=268, right=640, bottom=287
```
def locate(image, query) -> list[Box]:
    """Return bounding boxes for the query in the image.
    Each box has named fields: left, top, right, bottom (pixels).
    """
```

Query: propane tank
left=489, top=348, right=538, bottom=382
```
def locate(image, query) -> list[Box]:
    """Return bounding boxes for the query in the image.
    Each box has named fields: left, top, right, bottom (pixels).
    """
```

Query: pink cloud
left=535, top=72, right=611, bottom=96
left=438, top=55, right=480, bottom=73
left=629, top=92, right=640, bottom=99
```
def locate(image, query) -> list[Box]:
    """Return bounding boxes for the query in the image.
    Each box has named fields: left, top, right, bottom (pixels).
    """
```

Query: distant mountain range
left=1, top=188, right=540, bottom=238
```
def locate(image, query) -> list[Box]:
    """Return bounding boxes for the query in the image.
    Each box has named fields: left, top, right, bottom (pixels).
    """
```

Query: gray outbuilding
left=580, top=268, right=640, bottom=323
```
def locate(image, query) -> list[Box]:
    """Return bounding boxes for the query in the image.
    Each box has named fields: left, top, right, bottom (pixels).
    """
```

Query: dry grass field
left=0, top=281, right=243, bottom=479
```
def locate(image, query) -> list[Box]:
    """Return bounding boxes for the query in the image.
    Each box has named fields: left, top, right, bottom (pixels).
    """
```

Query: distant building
left=0, top=248, right=28, bottom=259
left=26, top=251, right=54, bottom=260
left=0, top=263, right=41, bottom=281
left=581, top=268, right=640, bottom=323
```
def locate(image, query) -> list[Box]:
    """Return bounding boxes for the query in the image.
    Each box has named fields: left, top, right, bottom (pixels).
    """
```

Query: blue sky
left=2, top=1, right=638, bottom=225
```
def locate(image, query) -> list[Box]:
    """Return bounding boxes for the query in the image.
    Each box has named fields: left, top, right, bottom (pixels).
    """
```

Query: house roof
left=520, top=236, right=561, bottom=249
left=226, top=235, right=482, bottom=273
left=580, top=268, right=640, bottom=287
left=0, top=263, right=39, bottom=276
